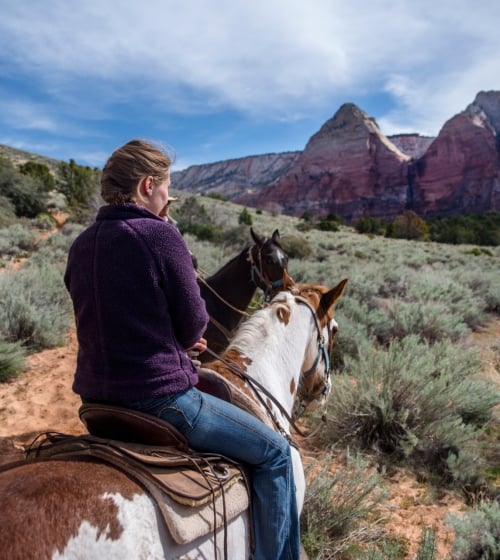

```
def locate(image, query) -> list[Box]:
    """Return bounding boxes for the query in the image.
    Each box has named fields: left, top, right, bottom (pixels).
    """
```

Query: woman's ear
left=140, top=176, right=154, bottom=197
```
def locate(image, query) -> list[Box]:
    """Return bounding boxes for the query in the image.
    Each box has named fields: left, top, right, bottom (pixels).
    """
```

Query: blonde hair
left=101, top=139, right=173, bottom=204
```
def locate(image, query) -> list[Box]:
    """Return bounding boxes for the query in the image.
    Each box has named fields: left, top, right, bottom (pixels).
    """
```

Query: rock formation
left=235, top=104, right=411, bottom=221
left=171, top=152, right=299, bottom=199
left=171, top=91, right=500, bottom=222
left=411, top=91, right=500, bottom=217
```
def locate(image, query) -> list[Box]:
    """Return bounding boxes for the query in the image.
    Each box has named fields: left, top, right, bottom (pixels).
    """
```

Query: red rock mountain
left=172, top=90, right=500, bottom=222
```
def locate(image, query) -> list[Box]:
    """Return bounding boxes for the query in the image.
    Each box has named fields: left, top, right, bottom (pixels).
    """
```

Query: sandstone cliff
left=412, top=91, right=500, bottom=217
left=235, top=104, right=411, bottom=221
left=389, top=134, right=434, bottom=159
left=171, top=91, right=500, bottom=222
left=171, top=152, right=299, bottom=198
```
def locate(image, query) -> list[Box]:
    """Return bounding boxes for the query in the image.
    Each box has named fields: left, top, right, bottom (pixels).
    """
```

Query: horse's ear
left=271, top=229, right=281, bottom=243
left=321, top=278, right=348, bottom=311
left=250, top=227, right=265, bottom=246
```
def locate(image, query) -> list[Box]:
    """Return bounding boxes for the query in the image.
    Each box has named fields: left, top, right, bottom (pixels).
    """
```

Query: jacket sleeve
left=154, top=224, right=209, bottom=349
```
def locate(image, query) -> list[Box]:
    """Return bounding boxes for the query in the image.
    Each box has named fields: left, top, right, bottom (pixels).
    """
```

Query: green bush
left=0, top=264, right=72, bottom=351
left=279, top=234, right=314, bottom=259
left=355, top=216, right=386, bottom=236
left=57, top=159, right=100, bottom=210
left=0, top=339, right=26, bottom=382
left=0, top=195, right=17, bottom=228
left=428, top=212, right=500, bottom=246
left=324, top=336, right=498, bottom=485
left=0, top=157, right=48, bottom=217
left=447, top=500, right=500, bottom=559
left=18, top=161, right=55, bottom=192
left=389, top=211, right=429, bottom=241
left=175, top=196, right=224, bottom=241
left=238, top=207, right=253, bottom=226
left=0, top=223, right=41, bottom=258
left=301, top=452, right=385, bottom=559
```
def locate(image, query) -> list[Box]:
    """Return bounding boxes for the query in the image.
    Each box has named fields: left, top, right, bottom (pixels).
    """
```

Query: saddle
left=24, top=402, right=251, bottom=548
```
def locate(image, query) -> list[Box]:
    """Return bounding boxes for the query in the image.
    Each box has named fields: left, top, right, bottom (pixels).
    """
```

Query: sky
left=1, top=1, right=499, bottom=171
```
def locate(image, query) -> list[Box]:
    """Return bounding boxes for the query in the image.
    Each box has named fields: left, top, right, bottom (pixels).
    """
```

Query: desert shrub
left=18, top=161, right=55, bottom=191
left=301, top=452, right=385, bottom=559
left=0, top=157, right=49, bottom=218
left=323, top=336, right=499, bottom=485
left=216, top=226, right=253, bottom=250
left=205, top=192, right=227, bottom=201
left=26, top=224, right=84, bottom=268
left=447, top=500, right=500, bottom=559
left=0, top=223, right=40, bottom=258
left=355, top=216, right=386, bottom=236
left=32, top=212, right=58, bottom=231
left=57, top=159, right=100, bottom=209
left=0, top=195, right=17, bottom=227
left=329, top=307, right=374, bottom=371
left=375, top=299, right=470, bottom=344
left=406, top=272, right=487, bottom=331
left=0, top=264, right=72, bottom=351
left=414, top=527, right=438, bottom=560
left=279, top=234, right=314, bottom=259
left=238, top=207, right=253, bottom=226
left=389, top=211, right=429, bottom=241
left=175, top=196, right=224, bottom=242
left=428, top=212, right=500, bottom=246
left=0, top=339, right=26, bottom=382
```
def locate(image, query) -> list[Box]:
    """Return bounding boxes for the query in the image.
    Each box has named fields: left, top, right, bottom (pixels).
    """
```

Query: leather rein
left=203, top=295, right=331, bottom=442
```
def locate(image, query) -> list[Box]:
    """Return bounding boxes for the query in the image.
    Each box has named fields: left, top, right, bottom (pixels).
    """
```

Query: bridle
left=293, top=296, right=333, bottom=422
left=203, top=294, right=334, bottom=441
left=247, top=243, right=286, bottom=302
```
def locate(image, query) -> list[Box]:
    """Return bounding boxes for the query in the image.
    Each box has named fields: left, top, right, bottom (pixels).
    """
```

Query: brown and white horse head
left=248, top=228, right=295, bottom=299
left=292, top=279, right=348, bottom=418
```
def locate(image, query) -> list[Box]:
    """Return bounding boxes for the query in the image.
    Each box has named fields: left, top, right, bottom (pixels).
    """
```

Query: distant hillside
left=0, top=144, right=61, bottom=175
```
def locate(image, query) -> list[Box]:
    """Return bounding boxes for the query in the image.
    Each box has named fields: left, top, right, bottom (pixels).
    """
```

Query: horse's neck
left=228, top=298, right=311, bottom=428
left=205, top=248, right=255, bottom=305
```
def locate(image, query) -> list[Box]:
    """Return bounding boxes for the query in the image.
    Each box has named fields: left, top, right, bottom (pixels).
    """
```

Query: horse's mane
left=228, top=292, right=294, bottom=351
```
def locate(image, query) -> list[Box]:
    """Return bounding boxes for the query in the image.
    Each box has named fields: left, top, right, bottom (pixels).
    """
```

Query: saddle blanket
left=24, top=432, right=250, bottom=544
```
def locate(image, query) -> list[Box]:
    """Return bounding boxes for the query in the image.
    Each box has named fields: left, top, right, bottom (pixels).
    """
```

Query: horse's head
left=248, top=228, right=295, bottom=300
left=292, top=279, right=348, bottom=419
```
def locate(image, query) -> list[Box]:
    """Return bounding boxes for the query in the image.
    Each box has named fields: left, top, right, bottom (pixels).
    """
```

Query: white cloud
left=0, top=0, right=499, bottom=140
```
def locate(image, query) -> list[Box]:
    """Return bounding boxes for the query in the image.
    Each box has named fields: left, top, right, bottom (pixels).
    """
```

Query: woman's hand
left=187, top=337, right=207, bottom=355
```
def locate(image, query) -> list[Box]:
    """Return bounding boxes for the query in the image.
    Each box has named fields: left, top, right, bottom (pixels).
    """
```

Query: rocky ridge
left=172, top=90, right=500, bottom=222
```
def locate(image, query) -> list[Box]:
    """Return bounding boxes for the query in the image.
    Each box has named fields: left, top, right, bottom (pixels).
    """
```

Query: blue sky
left=1, top=0, right=499, bottom=171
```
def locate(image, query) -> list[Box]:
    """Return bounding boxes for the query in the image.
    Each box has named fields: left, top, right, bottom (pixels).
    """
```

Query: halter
left=247, top=244, right=285, bottom=301
left=292, top=296, right=333, bottom=421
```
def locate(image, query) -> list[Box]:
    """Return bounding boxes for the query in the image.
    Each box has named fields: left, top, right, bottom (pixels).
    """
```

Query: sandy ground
left=1, top=320, right=499, bottom=558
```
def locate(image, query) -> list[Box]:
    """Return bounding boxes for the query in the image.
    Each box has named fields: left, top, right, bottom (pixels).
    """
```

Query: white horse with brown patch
left=0, top=280, right=347, bottom=560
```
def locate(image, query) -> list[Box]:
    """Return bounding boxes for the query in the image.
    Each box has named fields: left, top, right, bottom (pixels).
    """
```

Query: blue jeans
left=120, top=387, right=300, bottom=560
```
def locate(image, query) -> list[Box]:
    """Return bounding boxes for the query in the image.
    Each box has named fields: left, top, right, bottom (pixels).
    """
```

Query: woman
left=64, top=139, right=300, bottom=560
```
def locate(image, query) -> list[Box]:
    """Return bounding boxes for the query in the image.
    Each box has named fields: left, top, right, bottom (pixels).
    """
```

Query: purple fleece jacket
left=64, top=203, right=209, bottom=402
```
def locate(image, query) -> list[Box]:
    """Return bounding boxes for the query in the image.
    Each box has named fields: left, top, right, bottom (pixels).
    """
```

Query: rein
left=203, top=346, right=308, bottom=443
left=197, top=274, right=252, bottom=319
left=197, top=239, right=287, bottom=342
left=203, top=295, right=330, bottom=440
left=294, top=296, right=332, bottom=421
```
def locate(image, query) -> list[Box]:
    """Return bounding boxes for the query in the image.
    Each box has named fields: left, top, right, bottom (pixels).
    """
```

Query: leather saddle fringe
left=26, top=432, right=247, bottom=507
